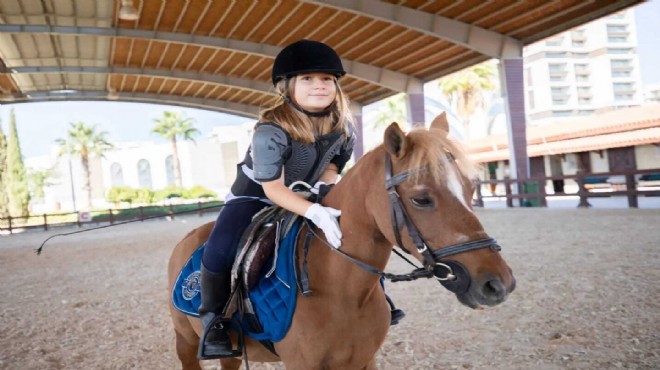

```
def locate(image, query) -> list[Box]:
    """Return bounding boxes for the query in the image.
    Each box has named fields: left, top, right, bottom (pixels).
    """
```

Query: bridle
left=303, top=152, right=502, bottom=295
left=384, top=153, right=501, bottom=293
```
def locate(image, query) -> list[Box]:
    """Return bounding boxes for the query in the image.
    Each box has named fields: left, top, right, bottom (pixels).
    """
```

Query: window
left=613, top=82, right=633, bottom=91
left=577, top=87, right=591, bottom=94
left=552, top=110, right=573, bottom=117
left=546, top=52, right=567, bottom=58
left=545, top=37, right=563, bottom=46
left=572, top=41, right=585, bottom=48
left=110, top=163, right=124, bottom=187
left=551, top=87, right=568, bottom=95
left=611, top=71, right=631, bottom=78
left=137, top=159, right=153, bottom=189
left=165, top=155, right=175, bottom=186
left=576, top=75, right=590, bottom=82
left=550, top=75, right=565, bottom=82
left=578, top=98, right=592, bottom=105
left=611, top=59, right=631, bottom=67
left=608, top=48, right=632, bottom=54
left=574, top=63, right=589, bottom=74
left=607, top=25, right=627, bottom=33
left=548, top=63, right=566, bottom=72
left=552, top=98, right=568, bottom=106
left=527, top=91, right=535, bottom=109
left=578, top=109, right=595, bottom=115
left=608, top=36, right=628, bottom=43
left=614, top=93, right=633, bottom=101
left=525, top=68, right=532, bottom=86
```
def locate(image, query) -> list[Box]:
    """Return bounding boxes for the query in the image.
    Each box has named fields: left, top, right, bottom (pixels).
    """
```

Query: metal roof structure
left=0, top=0, right=643, bottom=119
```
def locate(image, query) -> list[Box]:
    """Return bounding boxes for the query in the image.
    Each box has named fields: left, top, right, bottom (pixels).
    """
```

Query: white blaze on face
left=446, top=164, right=471, bottom=211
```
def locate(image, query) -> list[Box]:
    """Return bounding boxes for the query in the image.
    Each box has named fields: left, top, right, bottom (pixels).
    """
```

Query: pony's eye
left=410, top=195, right=434, bottom=208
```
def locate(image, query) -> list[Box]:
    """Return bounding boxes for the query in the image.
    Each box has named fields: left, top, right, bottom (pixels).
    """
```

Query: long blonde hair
left=259, top=77, right=354, bottom=144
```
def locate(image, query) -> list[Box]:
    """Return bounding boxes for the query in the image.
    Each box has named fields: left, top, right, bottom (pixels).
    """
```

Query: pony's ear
left=429, top=112, right=450, bottom=137
left=384, top=122, right=408, bottom=159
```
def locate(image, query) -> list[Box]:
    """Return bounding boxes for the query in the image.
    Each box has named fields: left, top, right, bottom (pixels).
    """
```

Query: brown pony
left=167, top=114, right=516, bottom=370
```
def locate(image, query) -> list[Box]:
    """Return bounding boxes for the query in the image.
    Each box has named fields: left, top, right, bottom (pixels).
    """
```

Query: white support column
left=350, top=102, right=364, bottom=160
left=405, top=80, right=426, bottom=128
left=499, top=58, right=529, bottom=205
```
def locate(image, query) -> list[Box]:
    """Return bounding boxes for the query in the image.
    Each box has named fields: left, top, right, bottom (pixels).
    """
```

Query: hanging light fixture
left=118, top=0, right=139, bottom=21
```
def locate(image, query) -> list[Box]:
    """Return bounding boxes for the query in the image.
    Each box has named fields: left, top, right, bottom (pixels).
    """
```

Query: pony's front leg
left=363, top=358, right=378, bottom=370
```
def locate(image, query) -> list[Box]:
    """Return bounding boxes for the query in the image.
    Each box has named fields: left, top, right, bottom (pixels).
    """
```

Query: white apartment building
left=523, top=9, right=643, bottom=124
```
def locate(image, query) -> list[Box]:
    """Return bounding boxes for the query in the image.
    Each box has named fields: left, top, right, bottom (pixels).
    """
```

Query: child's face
left=292, top=73, right=337, bottom=112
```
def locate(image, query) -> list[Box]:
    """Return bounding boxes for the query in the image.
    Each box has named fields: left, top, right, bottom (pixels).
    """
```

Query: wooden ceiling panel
left=158, top=43, right=185, bottom=70
left=0, top=74, right=19, bottom=93
left=125, top=38, right=150, bottom=67
left=194, top=83, right=216, bottom=98
left=278, top=6, right=340, bottom=46
left=510, top=1, right=616, bottom=40
left=474, top=0, right=549, bottom=30
left=305, top=10, right=356, bottom=41
left=260, top=2, right=320, bottom=45
left=455, top=0, right=519, bottom=23
left=184, top=47, right=218, bottom=72
left=384, top=37, right=447, bottom=73
left=1, top=0, right=643, bottom=114
left=323, top=15, right=378, bottom=49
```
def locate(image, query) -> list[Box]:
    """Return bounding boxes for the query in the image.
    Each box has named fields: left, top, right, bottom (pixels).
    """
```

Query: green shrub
left=153, top=186, right=186, bottom=202
left=135, top=188, right=154, bottom=204
left=107, top=186, right=138, bottom=205
left=187, top=185, right=217, bottom=199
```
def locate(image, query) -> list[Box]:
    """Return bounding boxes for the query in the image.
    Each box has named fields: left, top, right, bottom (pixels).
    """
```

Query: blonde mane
left=393, top=127, right=478, bottom=184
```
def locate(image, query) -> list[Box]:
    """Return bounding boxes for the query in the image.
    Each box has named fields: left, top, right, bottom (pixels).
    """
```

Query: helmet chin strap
left=284, top=96, right=333, bottom=117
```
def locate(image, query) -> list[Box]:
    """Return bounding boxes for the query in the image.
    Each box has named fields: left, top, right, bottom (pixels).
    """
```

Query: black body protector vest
left=231, top=122, right=355, bottom=198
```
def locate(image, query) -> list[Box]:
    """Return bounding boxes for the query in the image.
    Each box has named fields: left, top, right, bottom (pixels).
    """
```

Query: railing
left=474, top=168, right=660, bottom=208
left=0, top=200, right=224, bottom=235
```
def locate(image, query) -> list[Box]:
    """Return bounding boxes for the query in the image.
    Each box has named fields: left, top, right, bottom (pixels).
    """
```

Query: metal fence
left=0, top=200, right=224, bottom=235
left=473, top=168, right=660, bottom=208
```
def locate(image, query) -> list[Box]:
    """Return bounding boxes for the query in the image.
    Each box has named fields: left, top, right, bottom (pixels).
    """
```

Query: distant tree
left=373, top=94, right=407, bottom=129
left=27, top=167, right=56, bottom=201
left=0, top=118, right=9, bottom=218
left=56, top=122, right=114, bottom=210
left=438, top=61, right=497, bottom=139
left=152, top=111, right=199, bottom=187
left=6, top=109, right=29, bottom=217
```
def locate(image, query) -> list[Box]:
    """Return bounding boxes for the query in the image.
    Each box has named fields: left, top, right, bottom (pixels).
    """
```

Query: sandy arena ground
left=1, top=208, right=659, bottom=370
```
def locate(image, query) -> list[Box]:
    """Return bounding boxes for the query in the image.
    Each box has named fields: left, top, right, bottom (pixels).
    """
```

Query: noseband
left=384, top=153, right=501, bottom=293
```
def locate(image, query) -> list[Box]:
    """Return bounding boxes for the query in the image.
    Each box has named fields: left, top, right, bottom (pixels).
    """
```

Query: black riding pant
left=202, top=198, right=270, bottom=273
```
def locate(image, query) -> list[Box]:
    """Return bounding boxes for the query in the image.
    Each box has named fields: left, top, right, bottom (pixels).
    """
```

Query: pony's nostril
left=483, top=278, right=506, bottom=300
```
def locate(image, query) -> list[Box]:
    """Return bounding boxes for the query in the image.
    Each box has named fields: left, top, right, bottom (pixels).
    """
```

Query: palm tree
left=373, top=94, right=407, bottom=129
left=56, top=122, right=113, bottom=210
left=438, top=61, right=497, bottom=139
left=151, top=111, right=199, bottom=187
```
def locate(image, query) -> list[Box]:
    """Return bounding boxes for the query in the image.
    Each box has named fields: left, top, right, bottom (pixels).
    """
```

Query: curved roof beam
left=10, top=90, right=260, bottom=118
left=305, top=0, right=523, bottom=58
left=9, top=66, right=274, bottom=95
left=0, top=24, right=422, bottom=93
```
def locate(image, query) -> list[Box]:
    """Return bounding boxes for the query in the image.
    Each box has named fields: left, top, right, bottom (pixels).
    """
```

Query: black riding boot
left=197, top=265, right=239, bottom=359
left=385, top=294, right=406, bottom=326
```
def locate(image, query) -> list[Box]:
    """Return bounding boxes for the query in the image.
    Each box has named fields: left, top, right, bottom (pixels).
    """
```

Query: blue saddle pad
left=172, top=220, right=301, bottom=342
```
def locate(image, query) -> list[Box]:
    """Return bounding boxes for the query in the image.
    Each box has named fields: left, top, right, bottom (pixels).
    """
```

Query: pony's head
left=367, top=113, right=515, bottom=309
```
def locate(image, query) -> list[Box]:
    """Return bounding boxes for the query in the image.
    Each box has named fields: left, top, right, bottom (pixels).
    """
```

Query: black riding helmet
left=271, top=39, right=346, bottom=86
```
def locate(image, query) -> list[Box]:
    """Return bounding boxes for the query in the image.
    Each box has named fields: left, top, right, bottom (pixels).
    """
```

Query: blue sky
left=1, top=0, right=659, bottom=160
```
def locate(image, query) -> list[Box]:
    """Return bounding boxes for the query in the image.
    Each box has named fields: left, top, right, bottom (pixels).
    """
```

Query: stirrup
left=390, top=308, right=406, bottom=326
left=198, top=319, right=242, bottom=360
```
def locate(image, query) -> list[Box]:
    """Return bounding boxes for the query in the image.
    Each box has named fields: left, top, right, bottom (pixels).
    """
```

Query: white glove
left=304, top=203, right=342, bottom=249
left=310, top=181, right=326, bottom=195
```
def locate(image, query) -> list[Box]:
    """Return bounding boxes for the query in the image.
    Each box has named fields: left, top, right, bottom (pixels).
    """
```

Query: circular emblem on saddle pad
left=182, top=271, right=201, bottom=300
